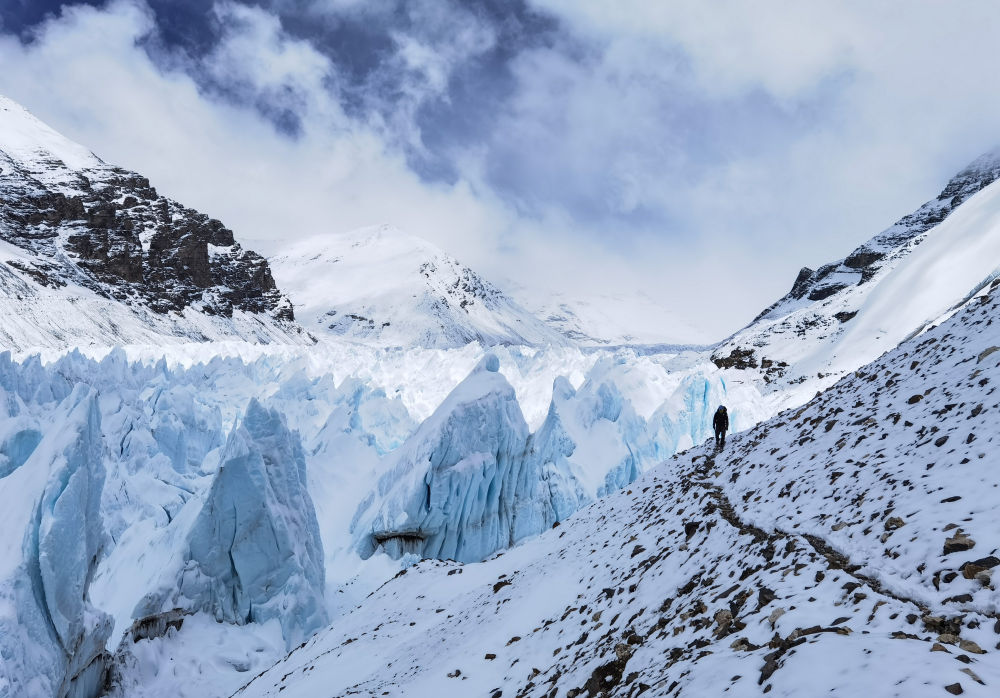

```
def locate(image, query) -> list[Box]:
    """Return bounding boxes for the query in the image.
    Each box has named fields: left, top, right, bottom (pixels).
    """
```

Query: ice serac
left=353, top=353, right=556, bottom=563
left=138, top=399, right=327, bottom=648
left=527, top=370, right=655, bottom=516
left=0, top=385, right=112, bottom=698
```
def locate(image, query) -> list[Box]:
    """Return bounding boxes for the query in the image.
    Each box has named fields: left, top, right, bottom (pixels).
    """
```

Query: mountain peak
left=270, top=227, right=569, bottom=349
left=0, top=95, right=103, bottom=175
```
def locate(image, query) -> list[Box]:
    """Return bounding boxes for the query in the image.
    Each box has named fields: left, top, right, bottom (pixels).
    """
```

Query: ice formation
left=136, top=400, right=327, bottom=648
left=0, top=386, right=112, bottom=698
left=352, top=354, right=547, bottom=562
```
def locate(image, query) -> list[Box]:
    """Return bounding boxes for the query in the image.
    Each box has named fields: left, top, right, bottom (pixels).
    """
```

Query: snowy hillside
left=713, top=148, right=1000, bottom=406
left=236, top=264, right=1000, bottom=697
left=269, top=225, right=568, bottom=349
left=0, top=94, right=305, bottom=351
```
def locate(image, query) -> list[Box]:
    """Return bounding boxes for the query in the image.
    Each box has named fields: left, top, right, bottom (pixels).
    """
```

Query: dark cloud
left=2, top=0, right=562, bottom=172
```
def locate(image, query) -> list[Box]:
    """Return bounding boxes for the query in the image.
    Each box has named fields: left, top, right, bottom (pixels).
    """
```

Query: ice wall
left=138, top=400, right=327, bottom=648
left=353, top=354, right=558, bottom=563
left=0, top=386, right=112, bottom=698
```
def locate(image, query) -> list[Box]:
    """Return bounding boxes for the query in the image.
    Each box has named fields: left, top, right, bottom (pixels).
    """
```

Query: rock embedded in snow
left=944, top=531, right=976, bottom=555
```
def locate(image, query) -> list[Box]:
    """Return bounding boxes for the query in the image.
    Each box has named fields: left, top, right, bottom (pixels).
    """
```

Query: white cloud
left=0, top=1, right=511, bottom=265
left=1, top=0, right=1000, bottom=341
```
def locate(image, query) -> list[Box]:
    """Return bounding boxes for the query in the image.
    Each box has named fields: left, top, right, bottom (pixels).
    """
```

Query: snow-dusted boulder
left=353, top=353, right=556, bottom=563
left=0, top=386, right=112, bottom=698
left=137, top=399, right=327, bottom=648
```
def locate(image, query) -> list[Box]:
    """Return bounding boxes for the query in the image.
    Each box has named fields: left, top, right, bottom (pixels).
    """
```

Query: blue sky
left=2, top=0, right=1000, bottom=339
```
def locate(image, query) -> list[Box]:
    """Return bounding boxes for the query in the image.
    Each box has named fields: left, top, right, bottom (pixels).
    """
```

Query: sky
left=1, top=0, right=1000, bottom=341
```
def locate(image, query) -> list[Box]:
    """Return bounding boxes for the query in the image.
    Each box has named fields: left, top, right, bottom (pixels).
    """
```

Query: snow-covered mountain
left=235, top=239, right=1000, bottom=698
left=713, top=148, right=1000, bottom=405
left=0, top=95, right=305, bottom=352
left=269, top=225, right=568, bottom=348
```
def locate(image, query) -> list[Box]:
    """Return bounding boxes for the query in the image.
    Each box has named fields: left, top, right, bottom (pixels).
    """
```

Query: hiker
left=713, top=405, right=729, bottom=447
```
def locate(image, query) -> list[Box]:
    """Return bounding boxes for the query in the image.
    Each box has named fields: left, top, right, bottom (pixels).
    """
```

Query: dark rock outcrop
left=0, top=150, right=292, bottom=322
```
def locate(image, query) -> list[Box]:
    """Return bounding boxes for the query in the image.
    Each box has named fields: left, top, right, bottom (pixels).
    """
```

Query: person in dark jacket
left=713, top=405, right=729, bottom=448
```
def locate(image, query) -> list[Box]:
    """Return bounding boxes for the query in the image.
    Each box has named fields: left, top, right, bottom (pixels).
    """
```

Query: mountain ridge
left=0, top=94, right=305, bottom=352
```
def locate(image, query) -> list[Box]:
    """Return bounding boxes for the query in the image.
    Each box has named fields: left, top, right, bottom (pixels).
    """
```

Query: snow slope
left=713, top=148, right=1000, bottom=408
left=235, top=259, right=1000, bottom=698
left=269, top=225, right=569, bottom=349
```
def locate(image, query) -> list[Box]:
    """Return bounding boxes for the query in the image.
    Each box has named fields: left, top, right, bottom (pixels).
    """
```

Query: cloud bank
left=1, top=0, right=999, bottom=340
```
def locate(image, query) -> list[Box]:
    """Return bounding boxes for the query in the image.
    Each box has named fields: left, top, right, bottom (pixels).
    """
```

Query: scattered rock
left=977, top=346, right=999, bottom=363
left=960, top=668, right=985, bottom=685
left=713, top=610, right=733, bottom=639
left=944, top=682, right=963, bottom=695
left=884, top=517, right=905, bottom=531
left=944, top=532, right=975, bottom=555
left=757, top=587, right=777, bottom=610
left=960, top=556, right=999, bottom=579
left=958, top=640, right=985, bottom=655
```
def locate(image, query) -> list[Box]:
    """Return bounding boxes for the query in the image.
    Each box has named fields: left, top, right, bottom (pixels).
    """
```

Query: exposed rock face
left=0, top=157, right=291, bottom=320
left=0, top=96, right=293, bottom=326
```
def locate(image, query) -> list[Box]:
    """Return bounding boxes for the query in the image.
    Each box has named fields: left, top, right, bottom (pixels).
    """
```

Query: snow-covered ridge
left=270, top=225, right=570, bottom=349
left=518, top=287, right=715, bottom=347
left=0, top=94, right=303, bottom=352
left=712, top=147, right=1000, bottom=406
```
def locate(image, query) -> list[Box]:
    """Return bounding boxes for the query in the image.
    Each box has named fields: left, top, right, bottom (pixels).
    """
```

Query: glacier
left=134, top=399, right=327, bottom=648
left=0, top=341, right=773, bottom=696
